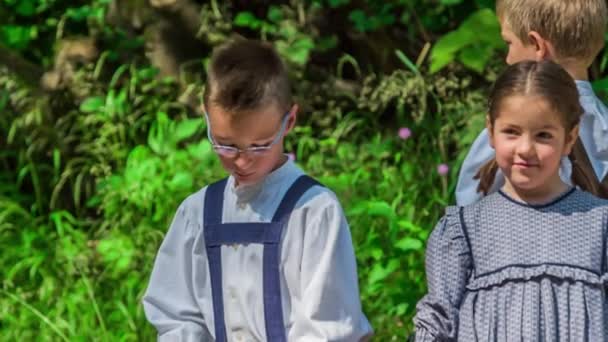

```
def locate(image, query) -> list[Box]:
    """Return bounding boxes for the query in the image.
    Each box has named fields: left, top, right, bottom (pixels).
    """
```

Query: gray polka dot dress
left=414, top=188, right=608, bottom=341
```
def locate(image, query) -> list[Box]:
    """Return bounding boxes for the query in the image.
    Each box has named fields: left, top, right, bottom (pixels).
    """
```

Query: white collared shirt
left=143, top=160, right=372, bottom=341
left=455, top=80, right=608, bottom=206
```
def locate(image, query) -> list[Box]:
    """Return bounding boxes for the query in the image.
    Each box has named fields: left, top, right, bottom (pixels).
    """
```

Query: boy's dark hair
left=475, top=60, right=607, bottom=198
left=203, top=38, right=292, bottom=115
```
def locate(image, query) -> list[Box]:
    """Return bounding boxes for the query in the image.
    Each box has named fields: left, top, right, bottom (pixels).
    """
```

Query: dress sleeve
left=288, top=192, right=373, bottom=342
left=455, top=129, right=504, bottom=206
left=414, top=207, right=472, bottom=341
left=142, top=197, right=213, bottom=341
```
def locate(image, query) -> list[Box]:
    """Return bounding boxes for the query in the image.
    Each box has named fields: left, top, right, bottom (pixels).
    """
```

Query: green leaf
left=234, top=12, right=262, bottom=29
left=370, top=248, right=384, bottom=261
left=80, top=96, right=105, bottom=113
left=267, top=6, right=283, bottom=23
left=366, top=200, right=395, bottom=219
left=169, top=172, right=193, bottom=190
left=316, top=35, right=338, bottom=52
left=459, top=44, right=494, bottom=74
left=431, top=29, right=474, bottom=60
left=395, top=49, right=419, bottom=75
left=429, top=52, right=453, bottom=73
left=66, top=6, right=93, bottom=21
left=348, top=10, right=370, bottom=33
left=395, top=237, right=423, bottom=251
left=97, top=235, right=135, bottom=274
left=148, top=112, right=171, bottom=155
left=174, top=118, right=203, bottom=144
left=288, top=37, right=315, bottom=66
left=186, top=140, right=213, bottom=159
left=459, top=9, right=501, bottom=46
left=367, top=259, right=400, bottom=285
left=592, top=77, right=608, bottom=92
left=16, top=0, right=37, bottom=17
left=137, top=67, right=159, bottom=79
left=0, top=25, right=36, bottom=50
left=397, top=219, right=422, bottom=232
left=430, top=8, right=502, bottom=73
left=53, top=149, right=61, bottom=175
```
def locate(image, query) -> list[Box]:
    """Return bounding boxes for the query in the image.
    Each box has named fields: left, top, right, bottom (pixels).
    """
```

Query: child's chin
left=234, top=173, right=262, bottom=186
left=507, top=174, right=538, bottom=188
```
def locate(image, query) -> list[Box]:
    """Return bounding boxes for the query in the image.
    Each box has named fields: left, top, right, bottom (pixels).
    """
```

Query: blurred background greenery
left=2, top=0, right=608, bottom=340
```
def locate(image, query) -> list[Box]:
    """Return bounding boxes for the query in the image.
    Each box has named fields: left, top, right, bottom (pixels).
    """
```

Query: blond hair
left=496, top=0, right=607, bottom=65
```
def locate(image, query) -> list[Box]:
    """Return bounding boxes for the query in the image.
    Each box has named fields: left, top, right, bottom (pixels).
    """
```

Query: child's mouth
left=513, top=162, right=538, bottom=168
left=235, top=171, right=255, bottom=178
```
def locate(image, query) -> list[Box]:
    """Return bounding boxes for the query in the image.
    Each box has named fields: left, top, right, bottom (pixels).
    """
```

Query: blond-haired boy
left=456, top=0, right=608, bottom=205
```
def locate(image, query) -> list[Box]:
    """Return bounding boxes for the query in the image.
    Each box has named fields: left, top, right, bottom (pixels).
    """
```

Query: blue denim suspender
left=204, top=175, right=320, bottom=341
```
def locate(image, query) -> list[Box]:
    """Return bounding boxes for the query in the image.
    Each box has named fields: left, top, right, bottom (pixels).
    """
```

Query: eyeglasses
left=204, top=111, right=290, bottom=158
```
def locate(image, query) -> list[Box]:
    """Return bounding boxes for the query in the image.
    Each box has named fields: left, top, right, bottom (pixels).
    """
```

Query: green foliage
left=0, top=24, right=37, bottom=50
left=233, top=5, right=322, bottom=67
left=348, top=3, right=396, bottom=33
left=0, top=0, right=491, bottom=338
left=0, top=0, right=110, bottom=63
left=2, top=0, right=607, bottom=339
left=430, top=8, right=504, bottom=73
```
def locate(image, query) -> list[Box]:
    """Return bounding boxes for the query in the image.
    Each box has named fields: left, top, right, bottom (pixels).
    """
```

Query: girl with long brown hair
left=414, top=60, right=608, bottom=341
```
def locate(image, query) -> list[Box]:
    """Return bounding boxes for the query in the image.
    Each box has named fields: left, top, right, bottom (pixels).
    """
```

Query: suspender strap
left=203, top=178, right=228, bottom=342
left=205, top=222, right=282, bottom=246
left=264, top=175, right=320, bottom=341
left=272, top=176, right=321, bottom=222
left=204, top=178, right=227, bottom=226
left=203, top=175, right=321, bottom=342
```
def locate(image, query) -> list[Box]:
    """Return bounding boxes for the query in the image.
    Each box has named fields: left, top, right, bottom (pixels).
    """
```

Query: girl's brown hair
left=475, top=60, right=606, bottom=197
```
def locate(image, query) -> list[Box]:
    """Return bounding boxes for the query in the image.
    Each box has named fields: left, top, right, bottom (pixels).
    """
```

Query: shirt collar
left=228, top=157, right=298, bottom=202
left=575, top=80, right=594, bottom=97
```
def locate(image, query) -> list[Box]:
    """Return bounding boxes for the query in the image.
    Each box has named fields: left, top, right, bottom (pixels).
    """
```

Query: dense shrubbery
left=2, top=0, right=607, bottom=340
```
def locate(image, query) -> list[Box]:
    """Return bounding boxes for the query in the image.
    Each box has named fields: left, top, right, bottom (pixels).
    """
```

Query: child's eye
left=501, top=128, right=518, bottom=135
left=537, top=132, right=553, bottom=139
left=251, top=143, right=270, bottom=148
left=217, top=143, right=237, bottom=148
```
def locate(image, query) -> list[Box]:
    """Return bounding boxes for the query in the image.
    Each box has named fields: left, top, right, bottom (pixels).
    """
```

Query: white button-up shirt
left=455, top=80, right=608, bottom=206
left=143, top=160, right=372, bottom=341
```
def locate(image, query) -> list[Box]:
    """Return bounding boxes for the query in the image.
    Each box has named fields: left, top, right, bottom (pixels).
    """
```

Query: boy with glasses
left=143, top=38, right=372, bottom=342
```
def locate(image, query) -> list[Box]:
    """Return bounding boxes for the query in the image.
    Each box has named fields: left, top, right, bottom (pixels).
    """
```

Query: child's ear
left=285, top=103, right=298, bottom=134
left=528, top=31, right=554, bottom=61
left=486, top=115, right=495, bottom=148
left=563, top=124, right=580, bottom=155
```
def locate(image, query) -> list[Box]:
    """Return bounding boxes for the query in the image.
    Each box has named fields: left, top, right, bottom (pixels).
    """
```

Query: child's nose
left=233, top=152, right=253, bottom=168
left=516, top=137, right=535, bottom=156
